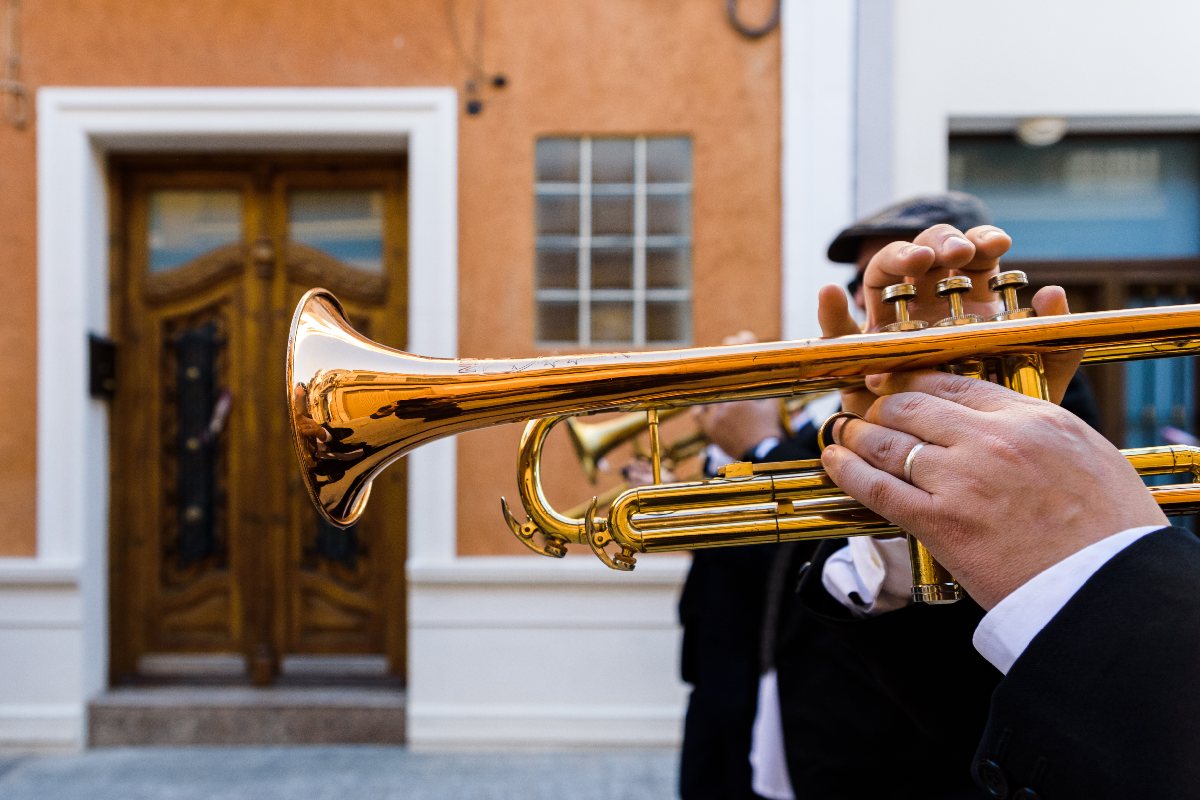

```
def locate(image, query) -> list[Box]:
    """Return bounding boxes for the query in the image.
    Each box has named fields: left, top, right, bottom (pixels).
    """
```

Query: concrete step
left=88, top=687, right=406, bottom=746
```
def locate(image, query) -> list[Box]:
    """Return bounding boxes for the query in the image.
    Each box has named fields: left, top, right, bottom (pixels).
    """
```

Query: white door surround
left=25, top=87, right=458, bottom=744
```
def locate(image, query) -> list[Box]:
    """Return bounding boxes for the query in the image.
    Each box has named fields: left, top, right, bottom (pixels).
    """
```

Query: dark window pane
left=646, top=138, right=692, bottom=183
left=592, top=139, right=635, bottom=183
left=646, top=247, right=689, bottom=288
left=591, top=247, right=633, bottom=289
left=647, top=193, right=690, bottom=236
left=536, top=194, right=580, bottom=235
left=537, top=301, right=579, bottom=342
left=591, top=301, right=632, bottom=342
left=592, top=193, right=634, bottom=235
left=537, top=249, right=578, bottom=289
left=646, top=301, right=688, bottom=343
left=537, top=138, right=581, bottom=182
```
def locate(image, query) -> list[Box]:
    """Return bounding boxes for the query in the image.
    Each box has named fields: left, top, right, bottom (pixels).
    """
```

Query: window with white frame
left=535, top=136, right=692, bottom=347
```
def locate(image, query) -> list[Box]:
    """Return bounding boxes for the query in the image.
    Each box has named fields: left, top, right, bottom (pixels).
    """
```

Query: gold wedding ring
left=817, top=411, right=865, bottom=452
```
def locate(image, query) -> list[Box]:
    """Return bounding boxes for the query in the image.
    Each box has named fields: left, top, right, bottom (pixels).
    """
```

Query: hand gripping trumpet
left=287, top=278, right=1200, bottom=602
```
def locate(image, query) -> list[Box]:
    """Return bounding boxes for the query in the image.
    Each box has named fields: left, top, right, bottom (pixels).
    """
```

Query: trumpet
left=564, top=406, right=695, bottom=485
left=287, top=283, right=1200, bottom=600
left=564, top=394, right=817, bottom=484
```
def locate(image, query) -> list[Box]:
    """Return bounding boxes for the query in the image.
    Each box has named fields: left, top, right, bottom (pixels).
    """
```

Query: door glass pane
left=148, top=190, right=242, bottom=273
left=288, top=189, right=385, bottom=273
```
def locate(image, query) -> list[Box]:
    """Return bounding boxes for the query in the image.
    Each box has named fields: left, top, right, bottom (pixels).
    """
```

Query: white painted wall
left=407, top=556, right=688, bottom=748
left=781, top=0, right=857, bottom=340
left=883, top=0, right=1200, bottom=196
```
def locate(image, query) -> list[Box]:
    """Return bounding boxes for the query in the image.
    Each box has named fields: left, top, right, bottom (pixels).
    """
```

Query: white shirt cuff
left=821, top=536, right=913, bottom=617
left=973, top=525, right=1163, bottom=674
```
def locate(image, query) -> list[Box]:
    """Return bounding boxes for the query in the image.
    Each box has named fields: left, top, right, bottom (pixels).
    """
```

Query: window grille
left=535, top=136, right=692, bottom=347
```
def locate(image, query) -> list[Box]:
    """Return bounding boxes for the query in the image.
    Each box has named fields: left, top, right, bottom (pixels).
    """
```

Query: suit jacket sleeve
left=972, top=526, right=1200, bottom=799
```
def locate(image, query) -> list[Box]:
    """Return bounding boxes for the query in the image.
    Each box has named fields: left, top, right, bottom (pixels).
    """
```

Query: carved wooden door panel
left=108, top=157, right=408, bottom=686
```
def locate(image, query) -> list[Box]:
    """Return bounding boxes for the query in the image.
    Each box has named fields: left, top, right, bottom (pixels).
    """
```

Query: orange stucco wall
left=0, top=0, right=780, bottom=556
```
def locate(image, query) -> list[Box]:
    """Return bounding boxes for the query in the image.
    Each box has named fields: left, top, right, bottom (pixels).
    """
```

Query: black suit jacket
left=769, top=373, right=1103, bottom=799
left=774, top=540, right=996, bottom=800
left=971, top=526, right=1200, bottom=800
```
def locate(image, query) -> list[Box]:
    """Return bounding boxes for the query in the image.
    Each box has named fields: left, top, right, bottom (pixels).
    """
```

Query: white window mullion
left=579, top=138, right=593, bottom=346
left=632, top=137, right=648, bottom=346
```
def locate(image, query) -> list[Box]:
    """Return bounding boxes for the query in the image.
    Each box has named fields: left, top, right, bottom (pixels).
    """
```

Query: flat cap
left=826, top=192, right=993, bottom=264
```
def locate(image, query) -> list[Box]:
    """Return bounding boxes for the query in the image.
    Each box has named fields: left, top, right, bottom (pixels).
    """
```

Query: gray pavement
left=0, top=746, right=679, bottom=800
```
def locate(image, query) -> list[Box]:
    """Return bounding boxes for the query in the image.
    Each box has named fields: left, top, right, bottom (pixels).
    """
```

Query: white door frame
left=35, top=87, right=460, bottom=702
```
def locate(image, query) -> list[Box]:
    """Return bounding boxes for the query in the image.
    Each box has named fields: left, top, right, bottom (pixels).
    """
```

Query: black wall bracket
left=88, top=334, right=117, bottom=399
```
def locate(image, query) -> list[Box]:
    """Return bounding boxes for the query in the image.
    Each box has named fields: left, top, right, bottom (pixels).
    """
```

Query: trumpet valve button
left=882, top=282, right=917, bottom=304
left=934, top=275, right=983, bottom=327
left=988, top=269, right=1028, bottom=293
left=879, top=282, right=929, bottom=332
left=936, top=275, right=973, bottom=297
left=988, top=269, right=1035, bottom=321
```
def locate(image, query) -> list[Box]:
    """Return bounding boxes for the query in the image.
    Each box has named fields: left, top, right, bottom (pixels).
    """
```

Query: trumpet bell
left=287, top=289, right=439, bottom=527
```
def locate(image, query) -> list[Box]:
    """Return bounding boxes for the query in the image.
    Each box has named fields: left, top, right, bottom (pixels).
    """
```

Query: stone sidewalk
left=0, top=746, right=678, bottom=800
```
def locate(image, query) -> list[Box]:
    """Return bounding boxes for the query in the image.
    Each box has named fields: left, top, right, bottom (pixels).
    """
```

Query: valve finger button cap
left=988, top=269, right=1036, bottom=321
left=883, top=282, right=917, bottom=302
left=934, top=275, right=983, bottom=326
left=988, top=270, right=1028, bottom=291
left=879, top=282, right=929, bottom=332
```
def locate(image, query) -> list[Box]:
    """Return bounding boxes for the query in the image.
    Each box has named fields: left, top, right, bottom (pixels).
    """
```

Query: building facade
left=2, top=0, right=1199, bottom=750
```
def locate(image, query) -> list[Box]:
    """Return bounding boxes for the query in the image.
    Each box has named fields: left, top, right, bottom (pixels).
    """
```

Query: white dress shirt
left=972, top=524, right=1163, bottom=673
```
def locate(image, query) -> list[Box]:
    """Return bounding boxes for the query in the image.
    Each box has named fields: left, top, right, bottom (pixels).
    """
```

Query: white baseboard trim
left=0, top=560, right=80, bottom=586
left=407, top=555, right=690, bottom=749
left=408, top=554, right=690, bottom=585
left=407, top=702, right=684, bottom=748
left=0, top=704, right=83, bottom=751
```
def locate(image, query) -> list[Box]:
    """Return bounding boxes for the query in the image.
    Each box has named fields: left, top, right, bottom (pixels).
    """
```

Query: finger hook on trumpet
left=500, top=496, right=568, bottom=559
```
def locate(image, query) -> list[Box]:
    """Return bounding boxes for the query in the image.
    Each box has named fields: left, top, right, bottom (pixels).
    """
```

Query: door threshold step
left=88, top=686, right=406, bottom=747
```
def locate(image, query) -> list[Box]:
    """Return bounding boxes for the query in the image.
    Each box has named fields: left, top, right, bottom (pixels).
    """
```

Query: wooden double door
left=108, top=155, right=409, bottom=686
